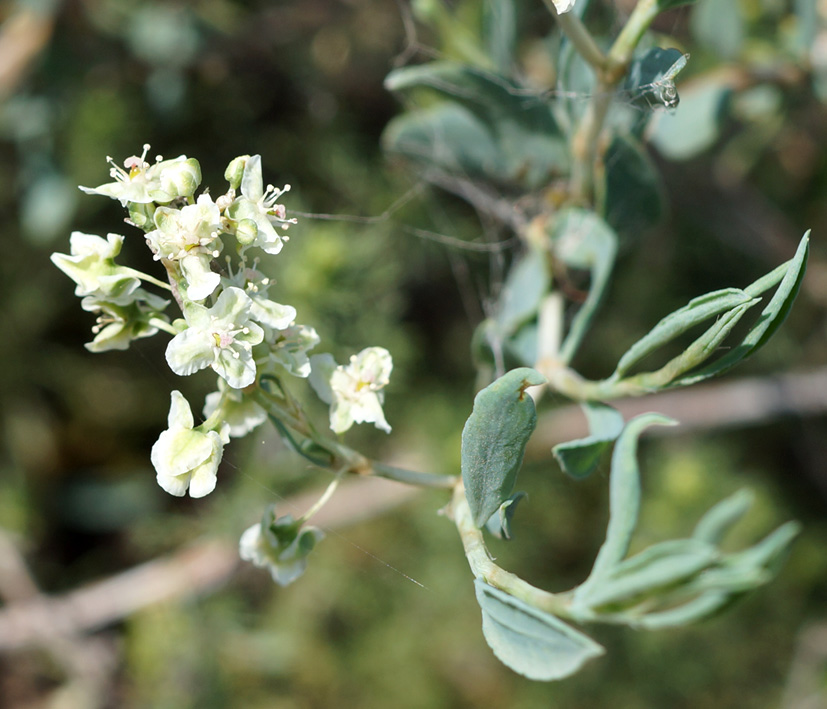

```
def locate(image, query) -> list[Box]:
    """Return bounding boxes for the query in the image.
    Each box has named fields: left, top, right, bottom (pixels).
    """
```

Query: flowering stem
left=298, top=469, right=345, bottom=524
left=450, top=482, right=572, bottom=617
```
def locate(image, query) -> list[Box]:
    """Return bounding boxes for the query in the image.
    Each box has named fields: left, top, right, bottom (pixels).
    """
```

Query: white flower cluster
left=53, top=147, right=393, bottom=505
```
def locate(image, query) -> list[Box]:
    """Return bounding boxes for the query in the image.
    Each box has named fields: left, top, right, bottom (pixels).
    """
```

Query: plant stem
left=369, top=461, right=457, bottom=489
left=541, top=0, right=606, bottom=71
left=450, top=482, right=572, bottom=617
left=299, top=470, right=345, bottom=524
left=569, top=0, right=662, bottom=203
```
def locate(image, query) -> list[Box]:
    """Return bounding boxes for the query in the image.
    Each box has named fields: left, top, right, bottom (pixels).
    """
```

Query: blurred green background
left=1, top=0, right=827, bottom=707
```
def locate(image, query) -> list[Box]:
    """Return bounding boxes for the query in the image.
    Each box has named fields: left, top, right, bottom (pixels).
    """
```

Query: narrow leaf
left=635, top=592, right=731, bottom=629
left=550, top=209, right=618, bottom=364
left=580, top=539, right=718, bottom=608
left=461, top=368, right=547, bottom=527
left=673, top=232, right=810, bottom=386
left=636, top=299, right=757, bottom=387
left=614, top=288, right=754, bottom=377
left=580, top=414, right=677, bottom=591
left=692, top=489, right=754, bottom=544
left=474, top=579, right=604, bottom=681
left=553, top=402, right=624, bottom=479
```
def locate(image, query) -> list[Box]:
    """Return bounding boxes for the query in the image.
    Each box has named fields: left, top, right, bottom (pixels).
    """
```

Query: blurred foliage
left=1, top=0, right=827, bottom=706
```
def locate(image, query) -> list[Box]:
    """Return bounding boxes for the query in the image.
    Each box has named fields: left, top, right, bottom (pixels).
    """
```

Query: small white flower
left=310, top=347, right=393, bottom=434
left=81, top=290, right=169, bottom=352
left=268, top=324, right=320, bottom=378
left=147, top=194, right=223, bottom=301
left=203, top=379, right=267, bottom=438
left=239, top=507, right=324, bottom=586
left=80, top=145, right=201, bottom=206
left=151, top=390, right=228, bottom=498
left=165, top=286, right=264, bottom=388
left=220, top=266, right=296, bottom=334
left=51, top=232, right=141, bottom=305
left=226, top=155, right=296, bottom=255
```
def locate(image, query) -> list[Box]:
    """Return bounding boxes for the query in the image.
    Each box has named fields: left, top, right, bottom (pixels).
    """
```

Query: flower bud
left=224, top=155, right=250, bottom=191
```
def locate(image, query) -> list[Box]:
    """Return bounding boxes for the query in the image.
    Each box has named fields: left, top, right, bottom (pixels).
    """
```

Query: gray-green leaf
left=578, top=414, right=678, bottom=592
left=474, top=579, right=604, bottom=680
left=461, top=367, right=547, bottom=527
left=613, top=288, right=757, bottom=378
left=553, top=402, right=624, bottom=479
left=484, top=491, right=528, bottom=540
left=672, top=232, right=810, bottom=386
left=550, top=208, right=618, bottom=364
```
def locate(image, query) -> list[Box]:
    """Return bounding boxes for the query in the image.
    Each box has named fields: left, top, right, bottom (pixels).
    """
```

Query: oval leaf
left=474, top=579, right=604, bottom=681
left=461, top=367, right=547, bottom=527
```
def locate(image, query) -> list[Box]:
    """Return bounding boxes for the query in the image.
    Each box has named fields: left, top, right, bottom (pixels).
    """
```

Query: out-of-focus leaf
left=550, top=208, right=617, bottom=363
left=555, top=39, right=596, bottom=133
left=635, top=592, right=731, bottom=628
left=484, top=491, right=527, bottom=540
left=483, top=0, right=516, bottom=74
left=602, top=134, right=666, bottom=236
left=385, top=61, right=569, bottom=187
left=657, top=0, right=700, bottom=8
left=553, top=402, right=624, bottom=479
left=576, top=539, right=718, bottom=609
left=673, top=232, right=810, bottom=387
left=577, top=414, right=677, bottom=592
left=474, top=579, right=604, bottom=681
left=383, top=103, right=501, bottom=180
left=613, top=288, right=755, bottom=377
left=691, top=0, right=745, bottom=59
left=461, top=368, right=547, bottom=527
left=692, top=489, right=754, bottom=544
left=494, top=245, right=550, bottom=338
left=649, top=78, right=732, bottom=160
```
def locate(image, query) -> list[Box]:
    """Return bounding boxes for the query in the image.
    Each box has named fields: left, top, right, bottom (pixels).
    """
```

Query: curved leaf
left=579, top=414, right=678, bottom=592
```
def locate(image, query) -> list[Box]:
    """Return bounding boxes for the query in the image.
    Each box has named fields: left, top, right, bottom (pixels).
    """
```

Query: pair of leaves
left=597, top=232, right=810, bottom=394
